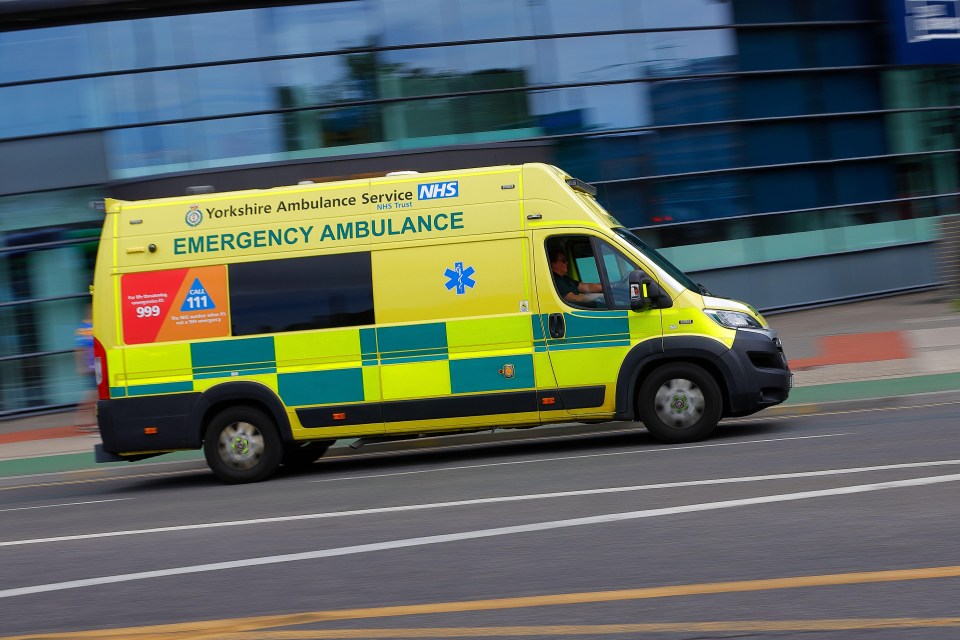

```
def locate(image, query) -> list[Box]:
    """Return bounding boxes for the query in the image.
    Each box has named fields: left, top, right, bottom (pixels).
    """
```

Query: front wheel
left=203, top=406, right=282, bottom=484
left=638, top=363, right=722, bottom=443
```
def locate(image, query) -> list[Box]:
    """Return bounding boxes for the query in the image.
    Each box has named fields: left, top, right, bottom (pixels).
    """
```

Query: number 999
left=136, top=305, right=161, bottom=318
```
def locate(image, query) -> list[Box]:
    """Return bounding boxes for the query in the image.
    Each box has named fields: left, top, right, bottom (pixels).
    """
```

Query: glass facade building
left=1, top=0, right=957, bottom=414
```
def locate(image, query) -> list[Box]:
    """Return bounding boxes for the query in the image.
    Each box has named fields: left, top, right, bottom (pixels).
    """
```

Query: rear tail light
left=93, top=337, right=109, bottom=400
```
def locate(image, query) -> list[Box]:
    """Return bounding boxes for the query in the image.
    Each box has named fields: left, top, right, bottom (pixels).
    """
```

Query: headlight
left=703, top=308, right=763, bottom=330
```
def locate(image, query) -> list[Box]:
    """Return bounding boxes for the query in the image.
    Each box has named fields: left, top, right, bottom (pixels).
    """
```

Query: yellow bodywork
left=92, top=163, right=750, bottom=453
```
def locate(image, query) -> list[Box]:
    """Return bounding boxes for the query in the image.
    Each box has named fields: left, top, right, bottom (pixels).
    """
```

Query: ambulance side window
left=229, top=252, right=374, bottom=336
left=547, top=235, right=608, bottom=310
left=596, top=240, right=646, bottom=310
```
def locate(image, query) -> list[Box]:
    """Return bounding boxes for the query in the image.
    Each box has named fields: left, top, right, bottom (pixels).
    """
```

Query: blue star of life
left=444, top=262, right=476, bottom=295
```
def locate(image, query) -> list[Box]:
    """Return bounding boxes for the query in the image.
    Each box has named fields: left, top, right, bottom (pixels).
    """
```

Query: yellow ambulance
left=91, top=163, right=791, bottom=483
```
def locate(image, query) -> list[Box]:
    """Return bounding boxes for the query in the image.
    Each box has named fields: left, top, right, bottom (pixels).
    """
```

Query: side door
left=532, top=230, right=663, bottom=417
left=372, top=236, right=542, bottom=434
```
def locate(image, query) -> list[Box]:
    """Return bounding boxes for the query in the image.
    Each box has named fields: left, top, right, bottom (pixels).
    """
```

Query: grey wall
left=0, top=133, right=108, bottom=195
left=690, top=243, right=939, bottom=312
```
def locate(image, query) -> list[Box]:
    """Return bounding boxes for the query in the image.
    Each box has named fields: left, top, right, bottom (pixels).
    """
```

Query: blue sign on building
left=890, top=0, right=960, bottom=64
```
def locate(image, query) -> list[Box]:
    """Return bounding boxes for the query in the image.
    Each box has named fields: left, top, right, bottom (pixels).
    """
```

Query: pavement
left=1, top=289, right=959, bottom=476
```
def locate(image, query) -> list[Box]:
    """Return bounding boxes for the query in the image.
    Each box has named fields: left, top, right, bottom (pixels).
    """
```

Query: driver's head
left=550, top=249, right=568, bottom=276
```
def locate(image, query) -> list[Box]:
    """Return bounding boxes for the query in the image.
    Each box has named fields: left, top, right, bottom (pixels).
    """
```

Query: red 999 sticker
left=121, top=266, right=230, bottom=344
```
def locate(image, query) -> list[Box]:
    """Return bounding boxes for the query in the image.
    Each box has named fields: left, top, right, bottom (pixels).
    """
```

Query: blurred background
left=2, top=0, right=959, bottom=417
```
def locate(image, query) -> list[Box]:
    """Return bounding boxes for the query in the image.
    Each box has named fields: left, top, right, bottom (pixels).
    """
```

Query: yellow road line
left=4, top=565, right=960, bottom=640
left=204, top=618, right=960, bottom=638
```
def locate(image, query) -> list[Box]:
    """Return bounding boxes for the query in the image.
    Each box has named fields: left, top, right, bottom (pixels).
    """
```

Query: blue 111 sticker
left=181, top=278, right=217, bottom=311
left=444, top=262, right=476, bottom=295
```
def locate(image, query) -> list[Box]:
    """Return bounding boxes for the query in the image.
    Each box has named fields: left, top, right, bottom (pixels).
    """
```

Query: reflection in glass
left=0, top=25, right=93, bottom=83
left=270, top=2, right=374, bottom=54
left=375, top=0, right=448, bottom=46
left=180, top=10, right=264, bottom=65
left=655, top=127, right=742, bottom=174
left=650, top=78, right=736, bottom=127
left=0, top=82, right=87, bottom=138
left=642, top=29, right=736, bottom=78
left=653, top=176, right=748, bottom=223
left=204, top=115, right=282, bottom=165
left=85, top=20, right=137, bottom=72
left=538, top=0, right=641, bottom=34
left=282, top=104, right=382, bottom=152
left=267, top=57, right=348, bottom=95
left=273, top=52, right=383, bottom=152
left=638, top=0, right=734, bottom=28
left=107, top=116, right=281, bottom=176
left=378, top=48, right=457, bottom=98
left=454, top=0, right=535, bottom=39
left=599, top=180, right=654, bottom=229
left=549, top=35, right=638, bottom=85
left=382, top=92, right=532, bottom=141
left=193, top=64, right=273, bottom=117
left=531, top=84, right=649, bottom=132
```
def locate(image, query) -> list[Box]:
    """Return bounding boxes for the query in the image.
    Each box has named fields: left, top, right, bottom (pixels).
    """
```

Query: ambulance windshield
left=613, top=227, right=699, bottom=293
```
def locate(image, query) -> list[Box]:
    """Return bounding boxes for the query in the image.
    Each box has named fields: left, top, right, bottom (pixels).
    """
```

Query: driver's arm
left=564, top=291, right=603, bottom=304
left=578, top=282, right=603, bottom=294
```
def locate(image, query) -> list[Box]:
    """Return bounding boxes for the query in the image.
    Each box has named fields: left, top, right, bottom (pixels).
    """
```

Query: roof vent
left=385, top=171, right=420, bottom=176
left=186, top=185, right=215, bottom=195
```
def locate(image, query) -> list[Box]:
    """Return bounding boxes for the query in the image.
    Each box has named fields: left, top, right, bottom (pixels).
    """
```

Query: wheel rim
left=653, top=378, right=706, bottom=429
left=218, top=421, right=265, bottom=470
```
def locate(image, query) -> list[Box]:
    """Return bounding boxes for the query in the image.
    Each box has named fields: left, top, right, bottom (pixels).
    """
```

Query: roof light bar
left=565, top=178, right=597, bottom=196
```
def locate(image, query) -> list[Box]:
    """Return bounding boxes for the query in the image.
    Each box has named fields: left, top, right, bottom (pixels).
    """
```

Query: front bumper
left=721, top=329, right=792, bottom=417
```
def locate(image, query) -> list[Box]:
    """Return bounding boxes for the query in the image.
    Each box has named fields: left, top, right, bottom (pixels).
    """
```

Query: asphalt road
left=1, top=399, right=960, bottom=639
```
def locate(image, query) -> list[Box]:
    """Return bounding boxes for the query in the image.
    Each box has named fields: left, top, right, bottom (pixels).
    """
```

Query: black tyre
left=281, top=440, right=334, bottom=471
left=638, top=363, right=722, bottom=443
left=203, top=406, right=282, bottom=484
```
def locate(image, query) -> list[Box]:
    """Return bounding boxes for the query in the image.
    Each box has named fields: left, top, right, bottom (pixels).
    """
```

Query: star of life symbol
left=444, top=262, right=476, bottom=295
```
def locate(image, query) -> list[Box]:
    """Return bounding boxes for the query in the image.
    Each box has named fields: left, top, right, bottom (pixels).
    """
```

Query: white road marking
left=0, top=499, right=128, bottom=513
left=2, top=472, right=959, bottom=600
left=313, top=433, right=851, bottom=482
left=2, top=457, right=957, bottom=548
left=737, top=399, right=960, bottom=422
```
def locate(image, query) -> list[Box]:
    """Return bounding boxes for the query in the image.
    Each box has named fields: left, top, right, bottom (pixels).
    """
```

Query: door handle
left=548, top=313, right=565, bottom=339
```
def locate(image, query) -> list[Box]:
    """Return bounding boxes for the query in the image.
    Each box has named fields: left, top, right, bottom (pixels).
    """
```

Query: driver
left=549, top=248, right=604, bottom=306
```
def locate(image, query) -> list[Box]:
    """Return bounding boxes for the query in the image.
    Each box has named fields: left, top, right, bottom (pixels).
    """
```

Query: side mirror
left=628, top=271, right=672, bottom=311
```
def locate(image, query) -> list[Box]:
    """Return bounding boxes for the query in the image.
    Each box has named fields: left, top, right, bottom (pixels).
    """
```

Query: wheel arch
left=614, top=336, right=735, bottom=421
left=188, top=381, right=294, bottom=445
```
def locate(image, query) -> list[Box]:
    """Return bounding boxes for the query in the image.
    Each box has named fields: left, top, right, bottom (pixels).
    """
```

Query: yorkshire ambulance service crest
left=185, top=205, right=203, bottom=227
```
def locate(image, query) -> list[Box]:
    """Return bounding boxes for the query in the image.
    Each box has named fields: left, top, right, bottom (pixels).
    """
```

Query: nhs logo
left=417, top=181, right=459, bottom=200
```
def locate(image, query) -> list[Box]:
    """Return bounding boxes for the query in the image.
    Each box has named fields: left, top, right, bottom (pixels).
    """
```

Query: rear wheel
left=203, top=406, right=282, bottom=484
left=281, top=440, right=334, bottom=471
left=638, top=363, right=721, bottom=443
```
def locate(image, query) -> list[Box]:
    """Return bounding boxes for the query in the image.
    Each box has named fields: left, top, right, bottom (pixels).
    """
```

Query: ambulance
left=91, top=163, right=791, bottom=483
